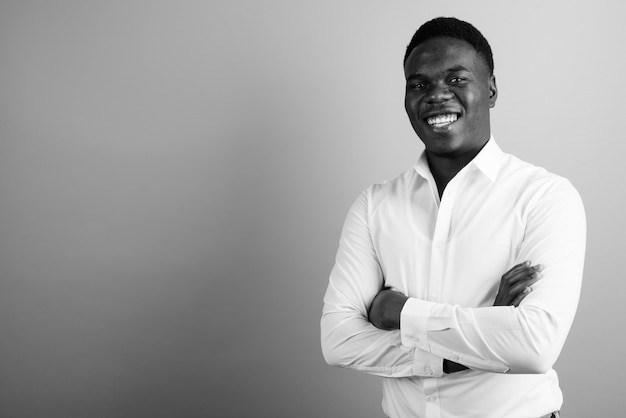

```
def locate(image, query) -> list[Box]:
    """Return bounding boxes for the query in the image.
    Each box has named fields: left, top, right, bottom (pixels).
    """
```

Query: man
left=321, top=17, right=585, bottom=418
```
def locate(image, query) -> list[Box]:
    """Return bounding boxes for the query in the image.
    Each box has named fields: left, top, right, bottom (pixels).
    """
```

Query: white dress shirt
left=321, top=138, right=586, bottom=418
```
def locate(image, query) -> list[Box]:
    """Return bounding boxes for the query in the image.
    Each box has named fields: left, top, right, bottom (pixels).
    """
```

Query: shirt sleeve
left=400, top=179, right=586, bottom=374
left=321, top=189, right=444, bottom=378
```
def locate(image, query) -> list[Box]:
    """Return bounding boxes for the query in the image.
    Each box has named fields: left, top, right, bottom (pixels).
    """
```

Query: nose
left=426, top=81, right=453, bottom=103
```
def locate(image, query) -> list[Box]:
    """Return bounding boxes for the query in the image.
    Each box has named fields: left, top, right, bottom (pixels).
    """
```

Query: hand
left=445, top=261, right=543, bottom=374
left=368, top=287, right=409, bottom=330
left=493, top=261, right=543, bottom=307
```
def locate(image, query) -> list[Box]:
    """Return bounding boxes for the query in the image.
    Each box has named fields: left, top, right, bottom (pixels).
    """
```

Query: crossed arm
left=321, top=182, right=585, bottom=378
left=368, top=262, right=543, bottom=373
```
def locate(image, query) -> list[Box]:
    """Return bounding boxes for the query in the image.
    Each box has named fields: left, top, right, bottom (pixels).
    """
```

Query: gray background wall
left=0, top=1, right=623, bottom=417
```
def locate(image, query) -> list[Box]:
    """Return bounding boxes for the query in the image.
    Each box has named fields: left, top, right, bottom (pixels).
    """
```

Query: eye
left=449, top=76, right=465, bottom=84
left=408, top=81, right=426, bottom=90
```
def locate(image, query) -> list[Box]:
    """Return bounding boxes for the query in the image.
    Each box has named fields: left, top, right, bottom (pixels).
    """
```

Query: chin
left=419, top=135, right=462, bottom=156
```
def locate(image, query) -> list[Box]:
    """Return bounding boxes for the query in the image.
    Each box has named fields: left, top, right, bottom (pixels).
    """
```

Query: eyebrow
left=406, top=65, right=471, bottom=80
left=447, top=65, right=470, bottom=73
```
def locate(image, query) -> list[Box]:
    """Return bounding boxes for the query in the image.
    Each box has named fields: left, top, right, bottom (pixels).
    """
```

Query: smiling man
left=321, top=17, right=586, bottom=418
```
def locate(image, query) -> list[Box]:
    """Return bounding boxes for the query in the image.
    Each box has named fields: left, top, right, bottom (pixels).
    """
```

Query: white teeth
left=427, top=113, right=458, bottom=127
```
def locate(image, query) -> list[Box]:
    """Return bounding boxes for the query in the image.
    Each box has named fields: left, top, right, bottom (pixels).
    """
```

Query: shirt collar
left=413, top=136, right=504, bottom=185
left=470, top=136, right=504, bottom=182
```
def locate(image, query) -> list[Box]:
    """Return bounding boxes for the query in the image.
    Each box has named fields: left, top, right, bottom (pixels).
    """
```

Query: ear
left=489, top=74, right=498, bottom=108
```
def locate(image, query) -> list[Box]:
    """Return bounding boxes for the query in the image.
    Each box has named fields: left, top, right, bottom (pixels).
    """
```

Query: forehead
left=404, top=36, right=486, bottom=78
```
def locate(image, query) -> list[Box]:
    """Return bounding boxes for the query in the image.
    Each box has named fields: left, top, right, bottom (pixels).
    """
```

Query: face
left=404, top=36, right=497, bottom=158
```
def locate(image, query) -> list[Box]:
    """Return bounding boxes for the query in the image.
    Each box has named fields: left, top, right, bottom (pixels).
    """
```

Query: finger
left=518, top=269, right=544, bottom=286
left=503, top=263, right=543, bottom=284
left=509, top=274, right=541, bottom=295
left=504, top=267, right=540, bottom=285
left=527, top=270, right=543, bottom=285
left=501, top=261, right=531, bottom=280
left=511, top=286, right=532, bottom=307
left=509, top=272, right=543, bottom=294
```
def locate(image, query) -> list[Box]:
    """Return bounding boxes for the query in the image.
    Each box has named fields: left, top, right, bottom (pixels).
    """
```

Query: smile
left=426, top=113, right=458, bottom=128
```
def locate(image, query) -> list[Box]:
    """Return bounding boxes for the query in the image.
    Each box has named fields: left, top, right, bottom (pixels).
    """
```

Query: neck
left=426, top=142, right=488, bottom=199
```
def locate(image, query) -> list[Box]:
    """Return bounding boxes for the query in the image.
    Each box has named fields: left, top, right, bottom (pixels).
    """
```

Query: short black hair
left=404, top=17, right=494, bottom=75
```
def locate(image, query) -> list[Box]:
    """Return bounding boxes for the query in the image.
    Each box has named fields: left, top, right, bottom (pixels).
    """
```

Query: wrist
left=389, top=294, right=409, bottom=329
left=443, top=359, right=469, bottom=374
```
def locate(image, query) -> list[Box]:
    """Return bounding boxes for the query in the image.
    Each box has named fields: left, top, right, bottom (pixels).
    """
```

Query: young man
left=321, top=17, right=585, bottom=418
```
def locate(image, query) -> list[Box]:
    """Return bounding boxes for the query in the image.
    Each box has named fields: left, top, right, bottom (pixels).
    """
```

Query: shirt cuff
left=400, top=297, right=438, bottom=349
left=411, top=346, right=444, bottom=377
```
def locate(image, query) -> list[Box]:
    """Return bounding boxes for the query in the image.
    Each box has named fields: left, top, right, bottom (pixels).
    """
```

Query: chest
left=369, top=179, right=526, bottom=306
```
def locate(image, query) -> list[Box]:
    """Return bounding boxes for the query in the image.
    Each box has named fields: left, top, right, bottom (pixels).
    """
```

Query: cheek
left=464, top=91, right=490, bottom=117
left=404, top=95, right=420, bottom=116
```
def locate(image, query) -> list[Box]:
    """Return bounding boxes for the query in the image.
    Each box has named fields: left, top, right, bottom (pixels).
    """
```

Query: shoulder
left=359, top=167, right=416, bottom=209
left=499, top=153, right=584, bottom=217
left=341, top=168, right=415, bottom=228
left=501, top=153, right=579, bottom=195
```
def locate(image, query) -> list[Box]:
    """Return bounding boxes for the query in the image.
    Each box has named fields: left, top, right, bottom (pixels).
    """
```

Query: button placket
left=422, top=378, right=441, bottom=418
left=429, top=188, right=453, bottom=303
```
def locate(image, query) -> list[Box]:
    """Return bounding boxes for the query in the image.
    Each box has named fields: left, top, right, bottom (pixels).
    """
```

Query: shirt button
left=425, top=367, right=433, bottom=375
left=451, top=354, right=459, bottom=361
left=426, top=396, right=437, bottom=403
